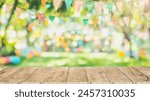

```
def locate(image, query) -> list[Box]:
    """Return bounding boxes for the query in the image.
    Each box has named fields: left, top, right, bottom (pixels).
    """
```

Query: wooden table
left=0, top=67, right=150, bottom=84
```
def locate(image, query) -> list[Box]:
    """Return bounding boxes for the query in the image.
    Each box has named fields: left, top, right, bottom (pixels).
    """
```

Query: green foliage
left=0, top=42, right=15, bottom=56
left=11, top=53, right=150, bottom=67
left=27, top=0, right=41, bottom=10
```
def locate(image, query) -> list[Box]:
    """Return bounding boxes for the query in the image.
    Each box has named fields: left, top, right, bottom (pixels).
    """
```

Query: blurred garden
left=0, top=0, right=150, bottom=67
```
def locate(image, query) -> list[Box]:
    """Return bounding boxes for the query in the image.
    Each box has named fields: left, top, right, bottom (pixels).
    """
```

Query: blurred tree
left=0, top=0, right=149, bottom=58
left=0, top=0, right=18, bottom=56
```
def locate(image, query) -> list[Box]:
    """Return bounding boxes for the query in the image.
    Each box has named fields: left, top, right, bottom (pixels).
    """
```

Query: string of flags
left=41, top=0, right=117, bottom=13
left=37, top=1, right=118, bottom=26
left=2, top=0, right=148, bottom=29
left=0, top=0, right=149, bottom=60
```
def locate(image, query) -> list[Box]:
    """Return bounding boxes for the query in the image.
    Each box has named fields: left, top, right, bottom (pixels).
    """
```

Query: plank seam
left=65, top=67, right=70, bottom=84
left=116, top=67, right=134, bottom=84
left=84, top=67, right=89, bottom=84
left=132, top=67, right=150, bottom=81
left=19, top=68, right=39, bottom=83
left=102, top=67, right=111, bottom=84
left=0, top=67, right=22, bottom=82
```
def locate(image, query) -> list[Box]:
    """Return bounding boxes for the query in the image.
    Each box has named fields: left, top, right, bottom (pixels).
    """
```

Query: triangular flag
left=119, top=19, right=124, bottom=27
left=27, top=23, right=35, bottom=32
left=37, top=13, right=44, bottom=23
left=41, top=0, right=48, bottom=7
left=49, top=16, right=55, bottom=21
left=113, top=16, right=118, bottom=26
left=97, top=1, right=103, bottom=14
left=86, top=2, right=93, bottom=12
left=123, top=17, right=130, bottom=26
left=116, top=2, right=123, bottom=12
left=106, top=3, right=113, bottom=11
left=46, top=3, right=52, bottom=9
left=53, top=0, right=63, bottom=10
left=65, top=0, right=73, bottom=11
left=74, top=1, right=84, bottom=12
left=93, top=18, right=99, bottom=27
left=44, top=17, right=50, bottom=26
left=83, top=19, right=89, bottom=26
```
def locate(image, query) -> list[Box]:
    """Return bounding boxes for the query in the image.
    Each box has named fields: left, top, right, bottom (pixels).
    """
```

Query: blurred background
left=0, top=0, right=150, bottom=67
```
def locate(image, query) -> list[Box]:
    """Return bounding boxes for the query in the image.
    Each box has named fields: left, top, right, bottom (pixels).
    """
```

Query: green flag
left=83, top=19, right=88, bottom=26
left=65, top=0, right=73, bottom=11
left=49, top=16, right=55, bottom=21
left=86, top=3, right=93, bottom=12
left=106, top=3, right=113, bottom=11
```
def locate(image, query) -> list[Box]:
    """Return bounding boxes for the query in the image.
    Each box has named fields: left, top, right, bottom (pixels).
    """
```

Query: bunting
left=49, top=16, right=55, bottom=21
left=74, top=1, right=84, bottom=12
left=116, top=2, right=123, bottom=12
left=65, top=0, right=73, bottom=11
left=86, top=2, right=94, bottom=12
left=53, top=0, right=63, bottom=10
left=37, top=13, right=44, bottom=23
left=112, top=16, right=118, bottom=26
left=93, top=18, right=99, bottom=27
left=83, top=19, right=89, bottom=26
left=41, top=0, right=48, bottom=7
left=106, top=3, right=113, bottom=11
left=44, top=17, right=50, bottom=26
left=123, top=17, right=130, bottom=26
left=27, top=23, right=35, bottom=32
left=96, top=1, right=103, bottom=14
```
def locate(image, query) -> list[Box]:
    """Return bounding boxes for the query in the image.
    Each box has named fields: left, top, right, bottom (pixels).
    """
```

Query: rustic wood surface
left=0, top=67, right=150, bottom=84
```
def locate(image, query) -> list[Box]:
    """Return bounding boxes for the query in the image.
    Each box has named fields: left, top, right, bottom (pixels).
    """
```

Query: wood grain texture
left=43, top=68, right=68, bottom=83
left=134, top=67, right=150, bottom=77
left=103, top=67, right=132, bottom=84
left=133, top=67, right=150, bottom=83
left=0, top=68, right=37, bottom=83
left=22, top=68, right=54, bottom=83
left=117, top=67, right=150, bottom=84
left=86, top=67, right=110, bottom=84
left=0, top=67, right=150, bottom=84
left=0, top=67, right=4, bottom=71
left=67, top=67, right=88, bottom=84
left=0, top=68, right=21, bottom=81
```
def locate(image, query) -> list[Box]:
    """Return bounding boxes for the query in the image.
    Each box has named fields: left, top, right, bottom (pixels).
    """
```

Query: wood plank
left=1, top=68, right=37, bottom=83
left=103, top=67, right=132, bottom=84
left=43, top=68, right=68, bottom=84
left=22, top=68, right=54, bottom=83
left=134, top=67, right=150, bottom=77
left=0, top=67, right=5, bottom=71
left=117, top=67, right=150, bottom=84
left=67, top=67, right=88, bottom=84
left=0, top=67, right=149, bottom=84
left=118, top=67, right=149, bottom=83
left=86, top=67, right=110, bottom=84
left=133, top=67, right=150, bottom=80
left=0, top=68, right=21, bottom=81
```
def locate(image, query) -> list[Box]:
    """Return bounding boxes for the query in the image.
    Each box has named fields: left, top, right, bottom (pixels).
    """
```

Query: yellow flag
left=41, top=0, right=48, bottom=6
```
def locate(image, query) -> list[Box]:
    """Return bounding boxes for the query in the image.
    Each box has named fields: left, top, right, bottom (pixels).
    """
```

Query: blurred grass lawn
left=8, top=52, right=150, bottom=67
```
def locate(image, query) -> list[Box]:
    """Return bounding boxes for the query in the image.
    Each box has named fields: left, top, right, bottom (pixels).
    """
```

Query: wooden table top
left=0, top=67, right=150, bottom=84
